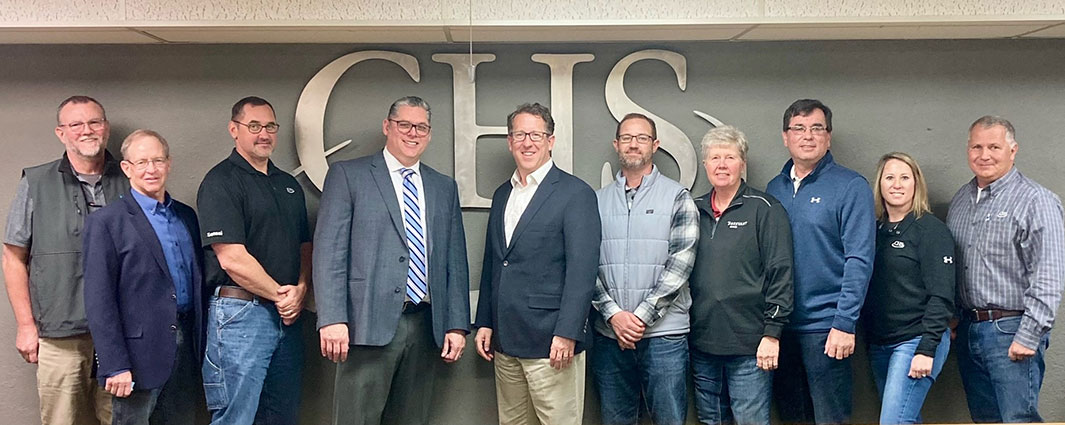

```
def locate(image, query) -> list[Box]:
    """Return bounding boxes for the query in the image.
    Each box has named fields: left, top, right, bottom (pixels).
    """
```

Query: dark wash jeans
left=590, top=332, right=688, bottom=425
left=690, top=349, right=772, bottom=425
left=957, top=316, right=1048, bottom=423
left=773, top=330, right=852, bottom=424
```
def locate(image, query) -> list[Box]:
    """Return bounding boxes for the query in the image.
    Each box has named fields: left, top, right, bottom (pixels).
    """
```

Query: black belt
left=965, top=309, right=1023, bottom=322
left=402, top=301, right=430, bottom=314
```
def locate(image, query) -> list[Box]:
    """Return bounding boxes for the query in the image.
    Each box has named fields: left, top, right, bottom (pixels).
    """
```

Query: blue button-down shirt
left=130, top=188, right=196, bottom=312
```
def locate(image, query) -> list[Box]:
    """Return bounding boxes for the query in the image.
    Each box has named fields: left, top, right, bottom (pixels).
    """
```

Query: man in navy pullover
left=765, top=99, right=875, bottom=424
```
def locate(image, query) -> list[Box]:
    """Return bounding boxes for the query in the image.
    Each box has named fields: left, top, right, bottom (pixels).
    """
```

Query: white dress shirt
left=504, top=159, right=554, bottom=247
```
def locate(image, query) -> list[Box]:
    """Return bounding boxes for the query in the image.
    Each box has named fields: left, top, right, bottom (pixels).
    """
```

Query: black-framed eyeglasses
left=786, top=125, right=828, bottom=135
left=232, top=120, right=280, bottom=134
left=509, top=131, right=551, bottom=143
left=388, top=119, right=431, bottom=136
left=58, top=119, right=107, bottom=132
left=617, top=134, right=654, bottom=145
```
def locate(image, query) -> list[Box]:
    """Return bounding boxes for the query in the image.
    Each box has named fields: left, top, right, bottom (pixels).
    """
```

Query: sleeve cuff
left=598, top=302, right=624, bottom=323
left=633, top=302, right=660, bottom=327
left=831, top=315, right=857, bottom=334
left=763, top=322, right=784, bottom=339
left=1014, top=318, right=1046, bottom=351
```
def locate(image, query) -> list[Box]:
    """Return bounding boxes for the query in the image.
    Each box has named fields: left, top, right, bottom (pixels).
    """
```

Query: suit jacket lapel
left=503, top=165, right=560, bottom=257
left=123, top=195, right=173, bottom=283
left=370, top=153, right=407, bottom=244
left=493, top=183, right=512, bottom=259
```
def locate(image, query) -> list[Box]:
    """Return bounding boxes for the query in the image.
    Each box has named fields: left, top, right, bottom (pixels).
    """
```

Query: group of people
left=1, top=94, right=1061, bottom=425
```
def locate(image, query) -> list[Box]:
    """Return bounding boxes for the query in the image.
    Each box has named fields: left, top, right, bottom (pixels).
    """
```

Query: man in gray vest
left=591, top=113, right=698, bottom=425
left=3, top=95, right=128, bottom=425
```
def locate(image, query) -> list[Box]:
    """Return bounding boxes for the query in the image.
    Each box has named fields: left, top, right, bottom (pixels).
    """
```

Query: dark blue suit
left=83, top=193, right=205, bottom=390
left=474, top=165, right=602, bottom=358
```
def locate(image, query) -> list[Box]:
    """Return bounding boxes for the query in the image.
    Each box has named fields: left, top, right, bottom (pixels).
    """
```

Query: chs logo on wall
left=291, top=49, right=722, bottom=208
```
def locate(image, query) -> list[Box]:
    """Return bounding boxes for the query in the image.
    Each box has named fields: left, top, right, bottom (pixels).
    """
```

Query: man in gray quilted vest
left=590, top=113, right=699, bottom=425
left=3, top=96, right=129, bottom=425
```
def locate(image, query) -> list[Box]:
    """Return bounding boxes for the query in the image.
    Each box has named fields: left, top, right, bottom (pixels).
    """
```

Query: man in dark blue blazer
left=474, top=103, right=601, bottom=425
left=83, top=129, right=204, bottom=424
left=315, top=96, right=470, bottom=425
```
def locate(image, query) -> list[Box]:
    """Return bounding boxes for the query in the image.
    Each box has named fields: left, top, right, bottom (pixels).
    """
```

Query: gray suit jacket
left=314, top=152, right=470, bottom=347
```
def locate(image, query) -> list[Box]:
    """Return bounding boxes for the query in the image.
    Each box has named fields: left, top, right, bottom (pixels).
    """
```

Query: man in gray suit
left=314, top=96, right=471, bottom=425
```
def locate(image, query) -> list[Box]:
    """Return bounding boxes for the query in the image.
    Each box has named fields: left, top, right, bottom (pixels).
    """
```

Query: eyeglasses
left=388, top=119, right=431, bottom=136
left=786, top=125, right=828, bottom=135
left=509, top=131, right=551, bottom=143
left=232, top=120, right=280, bottom=134
left=124, top=157, right=169, bottom=171
left=617, top=134, right=654, bottom=145
left=58, top=119, right=107, bottom=132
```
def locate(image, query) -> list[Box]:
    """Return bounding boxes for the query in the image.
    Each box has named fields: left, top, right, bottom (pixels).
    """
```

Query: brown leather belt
left=966, top=309, right=1023, bottom=322
left=217, top=286, right=256, bottom=302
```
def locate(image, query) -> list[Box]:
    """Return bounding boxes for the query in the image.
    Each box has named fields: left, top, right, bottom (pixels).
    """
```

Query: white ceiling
left=1, top=20, right=1064, bottom=44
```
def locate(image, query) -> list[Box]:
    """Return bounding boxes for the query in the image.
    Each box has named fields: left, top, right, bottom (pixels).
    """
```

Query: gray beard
left=618, top=153, right=650, bottom=170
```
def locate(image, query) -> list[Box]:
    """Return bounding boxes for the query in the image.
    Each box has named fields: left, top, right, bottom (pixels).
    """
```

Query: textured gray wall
left=0, top=39, right=1062, bottom=424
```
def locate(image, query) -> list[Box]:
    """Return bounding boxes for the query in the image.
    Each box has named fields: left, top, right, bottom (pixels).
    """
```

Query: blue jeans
left=202, top=295, right=304, bottom=425
left=957, top=316, right=1048, bottom=423
left=690, top=349, right=771, bottom=425
left=590, top=332, right=688, bottom=425
left=868, top=331, right=950, bottom=424
left=773, top=331, right=852, bottom=424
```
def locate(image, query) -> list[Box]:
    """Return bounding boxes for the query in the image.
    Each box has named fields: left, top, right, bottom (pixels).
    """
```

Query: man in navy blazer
left=315, top=96, right=470, bottom=425
left=474, top=103, right=601, bottom=425
left=83, top=129, right=204, bottom=424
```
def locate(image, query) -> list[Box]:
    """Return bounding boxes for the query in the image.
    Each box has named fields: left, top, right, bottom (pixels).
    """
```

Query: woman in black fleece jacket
left=862, top=152, right=955, bottom=424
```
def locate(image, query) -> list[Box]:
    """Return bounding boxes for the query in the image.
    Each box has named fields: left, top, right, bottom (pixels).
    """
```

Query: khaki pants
left=38, top=335, right=112, bottom=425
left=494, top=351, right=585, bottom=425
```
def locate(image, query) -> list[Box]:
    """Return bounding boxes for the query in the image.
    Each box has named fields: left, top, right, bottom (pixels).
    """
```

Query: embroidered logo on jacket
left=891, top=241, right=905, bottom=249
left=943, top=256, right=953, bottom=264
left=727, top=221, right=748, bottom=229
left=287, top=187, right=296, bottom=194
left=810, top=197, right=821, bottom=203
left=206, top=231, right=224, bottom=238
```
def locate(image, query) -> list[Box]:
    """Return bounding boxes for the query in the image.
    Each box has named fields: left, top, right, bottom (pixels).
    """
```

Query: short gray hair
left=388, top=96, right=431, bottom=123
left=969, top=115, right=1016, bottom=145
left=121, top=129, right=170, bottom=160
left=700, top=125, right=748, bottom=162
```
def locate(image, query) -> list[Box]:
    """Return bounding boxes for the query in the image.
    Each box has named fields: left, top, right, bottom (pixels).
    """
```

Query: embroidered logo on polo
left=286, top=187, right=296, bottom=194
left=943, top=256, right=953, bottom=264
left=996, top=211, right=1008, bottom=218
left=645, top=209, right=654, bottom=214
left=727, top=221, right=748, bottom=229
left=891, top=241, right=905, bottom=249
left=206, top=231, right=224, bottom=238
left=810, top=197, right=821, bottom=204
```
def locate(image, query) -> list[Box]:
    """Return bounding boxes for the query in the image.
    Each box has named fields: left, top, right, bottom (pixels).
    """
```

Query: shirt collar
left=382, top=148, right=421, bottom=175
left=967, top=166, right=1019, bottom=198
left=226, top=148, right=280, bottom=176
left=511, top=159, right=554, bottom=188
left=130, top=187, right=171, bottom=215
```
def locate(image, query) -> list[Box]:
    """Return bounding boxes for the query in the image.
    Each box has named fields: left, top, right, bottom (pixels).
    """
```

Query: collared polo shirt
left=197, top=149, right=310, bottom=292
left=130, top=188, right=196, bottom=312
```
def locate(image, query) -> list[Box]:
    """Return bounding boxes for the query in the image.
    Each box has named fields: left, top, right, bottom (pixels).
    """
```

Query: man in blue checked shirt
left=947, top=115, right=1065, bottom=423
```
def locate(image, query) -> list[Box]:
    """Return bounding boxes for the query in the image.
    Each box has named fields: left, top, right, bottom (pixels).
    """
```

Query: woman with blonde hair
left=862, top=152, right=955, bottom=424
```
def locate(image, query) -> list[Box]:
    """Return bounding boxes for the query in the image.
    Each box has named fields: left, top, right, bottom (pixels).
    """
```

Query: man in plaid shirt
left=590, top=113, right=699, bottom=425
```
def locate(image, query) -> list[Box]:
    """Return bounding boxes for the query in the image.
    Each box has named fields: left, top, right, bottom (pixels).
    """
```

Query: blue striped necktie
left=400, top=168, right=428, bottom=304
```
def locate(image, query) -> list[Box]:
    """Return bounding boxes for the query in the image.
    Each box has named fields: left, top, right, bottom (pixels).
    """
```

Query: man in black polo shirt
left=196, top=96, right=311, bottom=425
